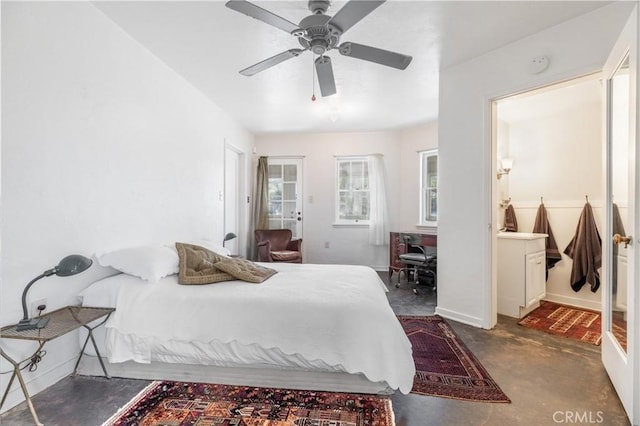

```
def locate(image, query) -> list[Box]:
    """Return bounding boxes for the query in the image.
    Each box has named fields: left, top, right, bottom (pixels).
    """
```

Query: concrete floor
left=0, top=273, right=630, bottom=425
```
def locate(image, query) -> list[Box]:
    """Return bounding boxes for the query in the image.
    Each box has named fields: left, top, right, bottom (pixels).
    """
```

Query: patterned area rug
left=103, top=381, right=395, bottom=426
left=398, top=315, right=510, bottom=403
left=518, top=300, right=627, bottom=349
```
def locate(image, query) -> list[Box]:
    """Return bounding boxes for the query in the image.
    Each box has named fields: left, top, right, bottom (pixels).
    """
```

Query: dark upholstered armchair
left=255, top=229, right=302, bottom=263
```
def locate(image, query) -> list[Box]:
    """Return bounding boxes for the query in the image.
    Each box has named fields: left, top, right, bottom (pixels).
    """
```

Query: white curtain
left=368, top=154, right=389, bottom=246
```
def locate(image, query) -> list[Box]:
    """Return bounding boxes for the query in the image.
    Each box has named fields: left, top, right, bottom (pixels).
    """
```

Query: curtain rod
left=266, top=155, right=306, bottom=159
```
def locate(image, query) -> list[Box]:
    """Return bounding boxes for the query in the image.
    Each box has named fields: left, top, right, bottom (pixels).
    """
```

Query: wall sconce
left=497, top=158, right=513, bottom=179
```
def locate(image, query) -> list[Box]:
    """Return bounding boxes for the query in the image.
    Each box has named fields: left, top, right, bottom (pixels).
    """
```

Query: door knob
left=613, top=234, right=632, bottom=248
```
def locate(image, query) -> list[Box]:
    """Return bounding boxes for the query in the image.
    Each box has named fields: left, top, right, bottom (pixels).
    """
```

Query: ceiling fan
left=225, top=0, right=412, bottom=97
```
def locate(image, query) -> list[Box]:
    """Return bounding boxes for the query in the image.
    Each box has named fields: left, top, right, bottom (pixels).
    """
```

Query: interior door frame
left=602, top=8, right=638, bottom=423
left=266, top=156, right=304, bottom=239
left=488, top=72, right=602, bottom=329
left=224, top=142, right=246, bottom=256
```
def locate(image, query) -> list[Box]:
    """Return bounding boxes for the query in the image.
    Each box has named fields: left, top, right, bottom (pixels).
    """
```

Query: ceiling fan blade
left=240, top=49, right=305, bottom=76
left=338, top=42, right=412, bottom=70
left=327, top=0, right=385, bottom=34
left=315, top=56, right=337, bottom=97
left=226, top=0, right=303, bottom=35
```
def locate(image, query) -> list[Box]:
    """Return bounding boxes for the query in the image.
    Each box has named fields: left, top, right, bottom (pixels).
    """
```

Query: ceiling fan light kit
left=226, top=0, right=413, bottom=97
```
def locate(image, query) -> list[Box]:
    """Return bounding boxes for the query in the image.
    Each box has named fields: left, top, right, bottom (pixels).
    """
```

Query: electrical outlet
left=30, top=298, right=47, bottom=317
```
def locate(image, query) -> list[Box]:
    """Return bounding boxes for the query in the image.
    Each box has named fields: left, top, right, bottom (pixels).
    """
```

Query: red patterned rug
left=398, top=315, right=510, bottom=403
left=518, top=300, right=627, bottom=350
left=103, top=381, right=395, bottom=426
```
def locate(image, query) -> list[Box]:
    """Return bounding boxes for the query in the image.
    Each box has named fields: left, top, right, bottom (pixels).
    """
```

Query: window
left=420, top=150, right=438, bottom=226
left=336, top=157, right=369, bottom=224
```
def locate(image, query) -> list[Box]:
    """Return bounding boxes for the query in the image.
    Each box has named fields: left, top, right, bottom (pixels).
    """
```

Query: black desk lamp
left=16, top=254, right=93, bottom=331
left=223, top=232, right=237, bottom=247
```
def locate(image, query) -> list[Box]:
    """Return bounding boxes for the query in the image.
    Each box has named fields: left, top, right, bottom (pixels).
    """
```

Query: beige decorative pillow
left=214, top=257, right=278, bottom=283
left=175, top=242, right=234, bottom=285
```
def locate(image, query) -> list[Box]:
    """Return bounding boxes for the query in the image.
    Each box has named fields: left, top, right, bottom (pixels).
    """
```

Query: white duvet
left=80, top=263, right=415, bottom=394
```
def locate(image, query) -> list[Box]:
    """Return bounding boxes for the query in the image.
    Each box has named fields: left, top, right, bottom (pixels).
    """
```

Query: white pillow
left=96, top=245, right=179, bottom=282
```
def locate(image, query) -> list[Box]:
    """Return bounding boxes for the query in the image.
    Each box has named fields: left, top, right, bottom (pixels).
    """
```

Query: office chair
left=396, top=233, right=437, bottom=294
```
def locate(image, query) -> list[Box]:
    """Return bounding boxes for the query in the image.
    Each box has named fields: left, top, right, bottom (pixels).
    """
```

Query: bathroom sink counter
left=497, top=232, right=548, bottom=240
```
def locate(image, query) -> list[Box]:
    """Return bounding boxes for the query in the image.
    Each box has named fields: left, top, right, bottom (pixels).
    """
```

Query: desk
left=0, top=306, right=114, bottom=425
left=389, top=231, right=437, bottom=280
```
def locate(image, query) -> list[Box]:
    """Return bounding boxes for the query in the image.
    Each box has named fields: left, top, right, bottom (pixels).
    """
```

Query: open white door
left=602, top=8, right=638, bottom=424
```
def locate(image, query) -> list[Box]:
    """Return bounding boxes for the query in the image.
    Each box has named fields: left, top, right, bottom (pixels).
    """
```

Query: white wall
left=437, top=2, right=634, bottom=328
left=255, top=122, right=437, bottom=269
left=500, top=98, right=604, bottom=310
left=1, top=2, right=253, bottom=411
left=398, top=122, right=439, bottom=232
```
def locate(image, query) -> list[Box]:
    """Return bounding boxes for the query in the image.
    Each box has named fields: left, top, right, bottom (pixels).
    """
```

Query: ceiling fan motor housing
left=297, top=14, right=340, bottom=55
left=308, top=0, right=330, bottom=14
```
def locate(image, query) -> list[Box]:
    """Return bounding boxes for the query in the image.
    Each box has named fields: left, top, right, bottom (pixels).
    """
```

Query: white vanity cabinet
left=497, top=232, right=548, bottom=318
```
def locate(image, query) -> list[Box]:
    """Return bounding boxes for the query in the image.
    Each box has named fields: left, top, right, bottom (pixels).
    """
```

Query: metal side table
left=0, top=306, right=114, bottom=425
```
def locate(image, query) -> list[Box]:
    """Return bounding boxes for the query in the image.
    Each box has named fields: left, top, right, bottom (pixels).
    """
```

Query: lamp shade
left=223, top=232, right=237, bottom=242
left=53, top=254, right=93, bottom=277
left=223, top=232, right=237, bottom=248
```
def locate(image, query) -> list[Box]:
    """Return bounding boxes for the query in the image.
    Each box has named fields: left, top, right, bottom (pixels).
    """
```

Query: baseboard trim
left=544, top=294, right=602, bottom=312
left=435, top=307, right=484, bottom=329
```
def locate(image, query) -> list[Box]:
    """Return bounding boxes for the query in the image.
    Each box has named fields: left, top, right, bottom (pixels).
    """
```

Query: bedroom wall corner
left=436, top=2, right=635, bottom=329
left=0, top=1, right=253, bottom=412
left=255, top=131, right=403, bottom=269
left=254, top=123, right=437, bottom=269
left=398, top=122, right=438, bottom=232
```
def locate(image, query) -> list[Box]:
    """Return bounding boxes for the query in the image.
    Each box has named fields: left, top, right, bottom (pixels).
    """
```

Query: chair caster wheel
left=413, top=289, right=418, bottom=295
left=395, top=283, right=400, bottom=288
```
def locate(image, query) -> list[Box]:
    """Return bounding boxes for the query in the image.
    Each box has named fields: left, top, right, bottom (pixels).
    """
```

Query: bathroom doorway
left=492, top=74, right=604, bottom=323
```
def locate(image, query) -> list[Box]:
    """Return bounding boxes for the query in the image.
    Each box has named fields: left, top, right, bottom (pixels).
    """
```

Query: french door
left=602, top=8, right=638, bottom=424
left=267, top=158, right=303, bottom=239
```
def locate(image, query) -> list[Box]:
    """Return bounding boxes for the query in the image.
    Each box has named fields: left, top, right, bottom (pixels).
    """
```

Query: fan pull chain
left=311, top=53, right=316, bottom=102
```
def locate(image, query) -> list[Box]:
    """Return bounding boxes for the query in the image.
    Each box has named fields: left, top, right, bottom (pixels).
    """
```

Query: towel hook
left=585, top=195, right=589, bottom=203
left=540, top=196, right=543, bottom=204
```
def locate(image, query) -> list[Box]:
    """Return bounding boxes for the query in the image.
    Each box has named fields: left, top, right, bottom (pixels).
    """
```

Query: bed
left=75, top=244, right=415, bottom=395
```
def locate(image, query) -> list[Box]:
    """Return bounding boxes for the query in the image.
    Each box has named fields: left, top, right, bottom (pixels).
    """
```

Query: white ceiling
left=93, top=1, right=611, bottom=135
left=497, top=77, right=603, bottom=123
